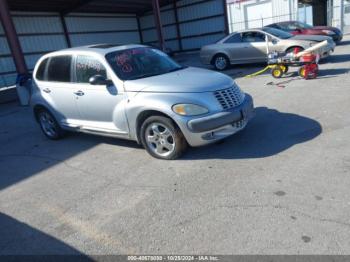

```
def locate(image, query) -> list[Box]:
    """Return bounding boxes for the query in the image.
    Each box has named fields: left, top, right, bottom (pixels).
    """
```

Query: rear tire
left=140, top=116, right=187, bottom=160
left=212, top=54, right=230, bottom=71
left=36, top=109, right=65, bottom=140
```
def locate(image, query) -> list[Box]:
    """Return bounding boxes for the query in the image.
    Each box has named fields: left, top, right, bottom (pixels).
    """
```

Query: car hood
left=123, top=67, right=234, bottom=93
left=290, top=34, right=331, bottom=42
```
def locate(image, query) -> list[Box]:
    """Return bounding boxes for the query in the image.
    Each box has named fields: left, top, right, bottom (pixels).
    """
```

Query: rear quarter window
left=36, top=58, right=48, bottom=81
left=47, top=55, right=72, bottom=82
left=224, top=34, right=242, bottom=43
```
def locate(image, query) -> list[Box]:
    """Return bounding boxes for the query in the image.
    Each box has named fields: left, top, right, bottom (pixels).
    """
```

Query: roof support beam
left=59, top=14, right=72, bottom=48
left=173, top=0, right=183, bottom=51
left=152, top=0, right=165, bottom=51
left=222, top=0, right=229, bottom=35
left=0, top=0, right=28, bottom=75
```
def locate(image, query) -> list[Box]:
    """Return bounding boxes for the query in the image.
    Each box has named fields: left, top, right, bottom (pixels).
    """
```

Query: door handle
left=42, top=88, right=51, bottom=93
left=74, top=90, right=84, bottom=96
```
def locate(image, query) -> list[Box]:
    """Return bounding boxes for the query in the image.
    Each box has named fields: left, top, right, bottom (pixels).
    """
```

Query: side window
left=286, top=23, right=298, bottom=30
left=242, top=32, right=266, bottom=43
left=76, top=55, right=107, bottom=83
left=268, top=24, right=278, bottom=29
left=36, top=58, right=48, bottom=80
left=275, top=23, right=292, bottom=31
left=224, top=33, right=242, bottom=43
left=47, top=56, right=72, bottom=82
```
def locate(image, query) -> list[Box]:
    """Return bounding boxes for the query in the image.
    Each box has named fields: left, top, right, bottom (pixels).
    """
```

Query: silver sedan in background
left=200, top=27, right=335, bottom=70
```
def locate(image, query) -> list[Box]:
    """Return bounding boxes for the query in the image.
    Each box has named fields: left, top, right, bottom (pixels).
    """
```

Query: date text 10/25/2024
left=127, top=256, right=219, bottom=261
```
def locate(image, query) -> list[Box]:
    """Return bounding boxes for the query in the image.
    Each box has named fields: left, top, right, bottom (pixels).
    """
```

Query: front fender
left=125, top=91, right=219, bottom=142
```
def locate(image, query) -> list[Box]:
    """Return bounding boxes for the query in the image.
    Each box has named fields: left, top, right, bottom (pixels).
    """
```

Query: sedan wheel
left=141, top=116, right=187, bottom=160
left=213, top=55, right=229, bottom=71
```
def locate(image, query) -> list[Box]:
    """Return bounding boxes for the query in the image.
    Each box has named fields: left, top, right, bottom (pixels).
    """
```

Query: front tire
left=140, top=116, right=187, bottom=160
left=213, top=54, right=230, bottom=71
left=36, top=109, right=65, bottom=140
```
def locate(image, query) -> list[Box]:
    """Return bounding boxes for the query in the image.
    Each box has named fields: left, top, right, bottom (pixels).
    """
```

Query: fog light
left=202, top=132, right=215, bottom=140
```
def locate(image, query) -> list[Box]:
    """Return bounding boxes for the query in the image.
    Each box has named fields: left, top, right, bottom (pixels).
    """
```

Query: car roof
left=271, top=21, right=298, bottom=25
left=230, top=28, right=264, bottom=34
left=45, top=43, right=147, bottom=57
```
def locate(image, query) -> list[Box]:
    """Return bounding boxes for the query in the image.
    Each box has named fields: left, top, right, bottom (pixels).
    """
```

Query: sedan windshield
left=296, top=21, right=313, bottom=29
left=105, top=47, right=184, bottom=81
left=262, top=27, right=293, bottom=39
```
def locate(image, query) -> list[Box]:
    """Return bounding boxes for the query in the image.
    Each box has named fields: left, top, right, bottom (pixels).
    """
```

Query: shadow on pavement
left=0, top=212, right=90, bottom=259
left=184, top=107, right=322, bottom=160
left=338, top=40, right=350, bottom=46
left=318, top=68, right=350, bottom=76
left=322, top=54, right=350, bottom=64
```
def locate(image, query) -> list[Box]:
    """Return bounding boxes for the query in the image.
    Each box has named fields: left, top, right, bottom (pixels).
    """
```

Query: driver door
left=72, top=55, right=128, bottom=134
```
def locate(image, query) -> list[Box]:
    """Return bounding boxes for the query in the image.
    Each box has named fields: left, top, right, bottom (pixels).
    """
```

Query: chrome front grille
left=214, top=86, right=244, bottom=110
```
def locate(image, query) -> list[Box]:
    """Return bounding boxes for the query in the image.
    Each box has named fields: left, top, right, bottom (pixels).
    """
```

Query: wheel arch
left=210, top=52, right=230, bottom=65
left=33, top=104, right=51, bottom=122
left=135, top=110, right=180, bottom=144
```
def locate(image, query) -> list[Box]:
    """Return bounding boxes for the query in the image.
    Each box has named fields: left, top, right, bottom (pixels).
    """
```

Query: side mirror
left=271, top=39, right=278, bottom=45
left=89, top=75, right=113, bottom=86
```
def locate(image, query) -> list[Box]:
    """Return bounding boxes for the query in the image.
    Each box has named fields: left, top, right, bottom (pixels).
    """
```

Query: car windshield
left=105, top=47, right=184, bottom=81
left=262, top=27, right=293, bottom=39
left=296, top=21, right=313, bottom=29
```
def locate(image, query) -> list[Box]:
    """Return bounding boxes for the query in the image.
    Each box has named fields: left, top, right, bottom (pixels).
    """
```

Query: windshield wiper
left=167, top=66, right=187, bottom=73
left=127, top=67, right=187, bottom=80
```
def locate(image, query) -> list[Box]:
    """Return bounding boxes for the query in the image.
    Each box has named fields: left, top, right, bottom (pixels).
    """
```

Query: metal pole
left=0, top=0, right=28, bottom=75
left=173, top=0, right=183, bottom=51
left=340, top=0, right=344, bottom=32
left=152, top=0, right=165, bottom=51
left=222, top=0, right=229, bottom=35
left=60, top=14, right=71, bottom=48
left=137, top=16, right=144, bottom=44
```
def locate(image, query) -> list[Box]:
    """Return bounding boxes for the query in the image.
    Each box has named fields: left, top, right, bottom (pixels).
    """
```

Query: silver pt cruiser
left=31, top=44, right=254, bottom=159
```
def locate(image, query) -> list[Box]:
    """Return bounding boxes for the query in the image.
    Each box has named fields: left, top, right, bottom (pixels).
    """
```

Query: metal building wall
left=227, top=0, right=297, bottom=32
left=0, top=11, right=68, bottom=88
left=64, top=13, right=140, bottom=46
left=140, top=0, right=228, bottom=52
left=140, top=3, right=180, bottom=52
left=0, top=12, right=140, bottom=88
left=330, top=0, right=350, bottom=34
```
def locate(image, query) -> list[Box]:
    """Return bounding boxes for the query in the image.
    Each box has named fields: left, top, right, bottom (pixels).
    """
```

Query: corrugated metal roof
left=8, top=0, right=174, bottom=15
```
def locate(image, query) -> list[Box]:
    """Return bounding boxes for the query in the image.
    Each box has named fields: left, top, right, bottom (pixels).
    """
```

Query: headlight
left=322, top=30, right=335, bottom=35
left=172, top=104, right=209, bottom=116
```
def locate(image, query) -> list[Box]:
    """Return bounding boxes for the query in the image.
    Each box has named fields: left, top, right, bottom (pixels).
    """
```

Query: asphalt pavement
left=0, top=36, right=350, bottom=255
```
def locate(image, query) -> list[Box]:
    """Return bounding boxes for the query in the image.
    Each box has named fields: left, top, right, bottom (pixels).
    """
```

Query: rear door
left=38, top=55, right=80, bottom=123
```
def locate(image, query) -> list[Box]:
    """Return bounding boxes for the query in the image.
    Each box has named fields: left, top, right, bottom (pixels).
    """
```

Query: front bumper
left=332, top=34, right=343, bottom=43
left=180, top=94, right=254, bottom=147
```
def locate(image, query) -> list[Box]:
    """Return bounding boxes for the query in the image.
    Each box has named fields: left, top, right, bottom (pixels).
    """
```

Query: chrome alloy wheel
left=215, top=56, right=227, bottom=70
left=145, top=122, right=175, bottom=157
left=39, top=111, right=57, bottom=138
